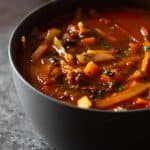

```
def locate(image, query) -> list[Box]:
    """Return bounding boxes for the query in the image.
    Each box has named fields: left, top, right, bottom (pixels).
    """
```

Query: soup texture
left=21, top=8, right=150, bottom=111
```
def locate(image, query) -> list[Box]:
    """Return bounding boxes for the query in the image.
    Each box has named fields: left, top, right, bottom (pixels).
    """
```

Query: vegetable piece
left=140, top=27, right=150, bottom=51
left=114, top=24, right=139, bottom=43
left=100, top=69, right=122, bottom=83
left=94, top=82, right=150, bottom=109
left=144, top=45, right=150, bottom=52
left=140, top=27, right=150, bottom=75
left=84, top=61, right=100, bottom=77
left=45, top=28, right=61, bottom=42
left=104, top=69, right=115, bottom=77
left=143, top=37, right=150, bottom=52
left=32, top=42, right=49, bottom=62
left=78, top=21, right=84, bottom=32
left=95, top=28, right=117, bottom=42
left=80, top=37, right=96, bottom=46
left=140, top=26, right=149, bottom=40
left=76, top=52, right=114, bottom=64
left=77, top=96, right=92, bottom=109
left=87, top=50, right=114, bottom=54
left=53, top=37, right=74, bottom=64
left=128, top=70, right=143, bottom=81
left=143, top=40, right=150, bottom=52
left=53, top=37, right=65, bottom=53
left=141, top=52, right=150, bottom=74
left=32, top=28, right=61, bottom=62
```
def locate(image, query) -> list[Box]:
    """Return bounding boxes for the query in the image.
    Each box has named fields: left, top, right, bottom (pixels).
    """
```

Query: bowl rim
left=8, top=0, right=150, bottom=114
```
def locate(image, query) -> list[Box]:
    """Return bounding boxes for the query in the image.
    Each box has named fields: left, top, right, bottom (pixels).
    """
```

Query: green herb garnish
left=118, top=85, right=124, bottom=91
left=144, top=46, right=150, bottom=51
left=119, top=48, right=129, bottom=58
left=104, top=69, right=115, bottom=77
left=96, top=90, right=105, bottom=98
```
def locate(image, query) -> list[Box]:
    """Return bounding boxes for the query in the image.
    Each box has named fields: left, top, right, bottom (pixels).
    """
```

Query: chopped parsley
left=119, top=48, right=129, bottom=58
left=96, top=89, right=105, bottom=98
left=104, top=69, right=115, bottom=77
left=144, top=46, right=150, bottom=51
left=118, top=85, right=125, bottom=91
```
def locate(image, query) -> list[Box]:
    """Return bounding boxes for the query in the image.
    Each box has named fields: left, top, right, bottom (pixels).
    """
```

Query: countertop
left=0, top=0, right=53, bottom=149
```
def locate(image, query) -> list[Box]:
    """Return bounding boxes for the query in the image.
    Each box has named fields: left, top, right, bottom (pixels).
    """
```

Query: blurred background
left=0, top=0, right=53, bottom=149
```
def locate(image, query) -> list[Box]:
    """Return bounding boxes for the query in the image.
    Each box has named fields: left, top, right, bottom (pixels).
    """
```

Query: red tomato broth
left=21, top=8, right=150, bottom=111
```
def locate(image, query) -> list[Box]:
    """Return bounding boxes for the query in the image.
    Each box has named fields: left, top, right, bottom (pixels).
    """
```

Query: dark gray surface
left=0, top=0, right=52, bottom=149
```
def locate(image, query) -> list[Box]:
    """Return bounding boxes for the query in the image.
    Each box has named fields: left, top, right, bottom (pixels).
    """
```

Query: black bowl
left=8, top=0, right=150, bottom=149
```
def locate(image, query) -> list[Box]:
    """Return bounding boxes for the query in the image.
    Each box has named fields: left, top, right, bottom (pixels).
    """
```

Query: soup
left=21, top=8, right=150, bottom=111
